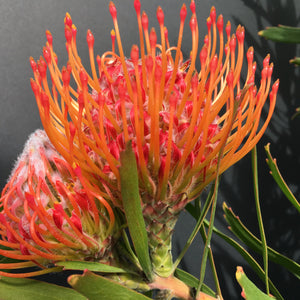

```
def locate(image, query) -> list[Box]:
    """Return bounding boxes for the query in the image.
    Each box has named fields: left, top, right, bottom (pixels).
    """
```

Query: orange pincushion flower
left=0, top=130, right=116, bottom=278
left=29, top=0, right=278, bottom=210
left=0, top=0, right=279, bottom=279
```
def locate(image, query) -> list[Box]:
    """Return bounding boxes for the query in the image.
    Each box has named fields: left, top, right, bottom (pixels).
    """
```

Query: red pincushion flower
left=0, top=130, right=116, bottom=277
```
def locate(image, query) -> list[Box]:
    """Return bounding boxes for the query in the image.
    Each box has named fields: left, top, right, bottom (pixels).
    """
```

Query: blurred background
left=0, top=0, right=299, bottom=298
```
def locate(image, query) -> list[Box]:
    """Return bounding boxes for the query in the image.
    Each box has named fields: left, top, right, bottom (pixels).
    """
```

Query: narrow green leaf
left=259, top=25, right=300, bottom=43
left=69, top=270, right=151, bottom=300
left=223, top=202, right=300, bottom=279
left=185, top=207, right=284, bottom=299
left=119, top=141, right=152, bottom=280
left=202, top=219, right=283, bottom=300
left=290, top=57, right=300, bottom=65
left=251, top=146, right=269, bottom=294
left=0, top=277, right=86, bottom=300
left=265, top=143, right=300, bottom=213
left=174, top=268, right=216, bottom=298
left=56, top=261, right=129, bottom=273
left=236, top=267, right=274, bottom=300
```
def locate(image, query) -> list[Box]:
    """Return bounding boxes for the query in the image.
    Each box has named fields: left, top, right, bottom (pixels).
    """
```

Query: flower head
left=0, top=130, right=116, bottom=277
left=30, top=1, right=278, bottom=213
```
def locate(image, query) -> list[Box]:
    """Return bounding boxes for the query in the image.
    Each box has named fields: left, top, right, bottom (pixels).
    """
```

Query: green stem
left=197, top=177, right=219, bottom=296
left=171, top=186, right=215, bottom=273
left=199, top=224, right=222, bottom=297
left=251, top=146, right=269, bottom=294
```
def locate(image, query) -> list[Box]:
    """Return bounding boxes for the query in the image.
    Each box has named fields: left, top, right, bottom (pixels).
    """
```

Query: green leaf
left=203, top=219, right=283, bottom=300
left=174, top=268, right=216, bottom=298
left=265, top=143, right=300, bottom=213
left=290, top=57, right=300, bottom=65
left=259, top=25, right=300, bottom=44
left=236, top=267, right=274, bottom=299
left=56, top=261, right=129, bottom=273
left=68, top=270, right=151, bottom=300
left=223, top=202, right=300, bottom=280
left=119, top=141, right=152, bottom=281
left=0, top=277, right=86, bottom=300
left=186, top=204, right=284, bottom=300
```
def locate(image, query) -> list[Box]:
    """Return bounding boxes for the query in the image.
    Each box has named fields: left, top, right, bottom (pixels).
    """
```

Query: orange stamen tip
left=150, top=28, right=157, bottom=48
left=156, top=6, right=164, bottom=26
left=200, top=45, right=208, bottom=65
left=134, top=0, right=141, bottom=15
left=29, top=57, right=37, bottom=71
left=210, top=55, right=218, bottom=73
left=261, top=67, right=268, bottom=80
left=226, top=21, right=231, bottom=38
left=141, top=12, right=148, bottom=30
left=45, top=30, right=53, bottom=46
left=30, top=78, right=39, bottom=95
left=247, top=47, right=254, bottom=63
left=229, top=35, right=236, bottom=52
left=164, top=27, right=168, bottom=39
left=210, top=7, right=216, bottom=23
left=65, top=26, right=72, bottom=44
left=217, top=15, right=224, bottom=32
left=43, top=46, right=51, bottom=64
left=263, top=54, right=270, bottom=67
left=207, top=17, right=212, bottom=31
left=180, top=4, right=187, bottom=22
left=64, top=12, right=72, bottom=26
left=109, top=2, right=117, bottom=19
left=37, top=58, right=47, bottom=78
left=272, top=80, right=280, bottom=93
left=236, top=26, right=245, bottom=43
left=190, top=0, right=196, bottom=14
left=86, top=29, right=94, bottom=48
left=71, top=24, right=77, bottom=38
left=268, top=63, right=274, bottom=77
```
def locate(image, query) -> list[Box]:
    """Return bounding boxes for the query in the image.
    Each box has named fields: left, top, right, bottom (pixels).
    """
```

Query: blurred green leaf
left=0, top=277, right=86, bottom=300
left=265, top=143, right=300, bottom=213
left=223, top=202, right=300, bottom=279
left=290, top=57, right=300, bottom=65
left=259, top=25, right=300, bottom=43
left=119, top=141, right=152, bottom=281
left=236, top=267, right=274, bottom=299
left=56, top=261, right=129, bottom=273
left=68, top=270, right=151, bottom=300
left=174, top=268, right=216, bottom=298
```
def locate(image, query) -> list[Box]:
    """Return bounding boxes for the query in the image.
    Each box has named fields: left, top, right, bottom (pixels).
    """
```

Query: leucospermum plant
left=0, top=0, right=279, bottom=299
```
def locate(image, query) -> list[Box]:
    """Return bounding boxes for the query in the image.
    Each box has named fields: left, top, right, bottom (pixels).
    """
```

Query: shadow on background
left=211, top=0, right=300, bottom=299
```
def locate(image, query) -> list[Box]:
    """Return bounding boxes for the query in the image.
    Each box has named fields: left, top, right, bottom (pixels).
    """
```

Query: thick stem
left=149, top=275, right=218, bottom=300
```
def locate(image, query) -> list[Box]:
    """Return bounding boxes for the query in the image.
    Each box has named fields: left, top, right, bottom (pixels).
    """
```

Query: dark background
left=0, top=0, right=299, bottom=299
